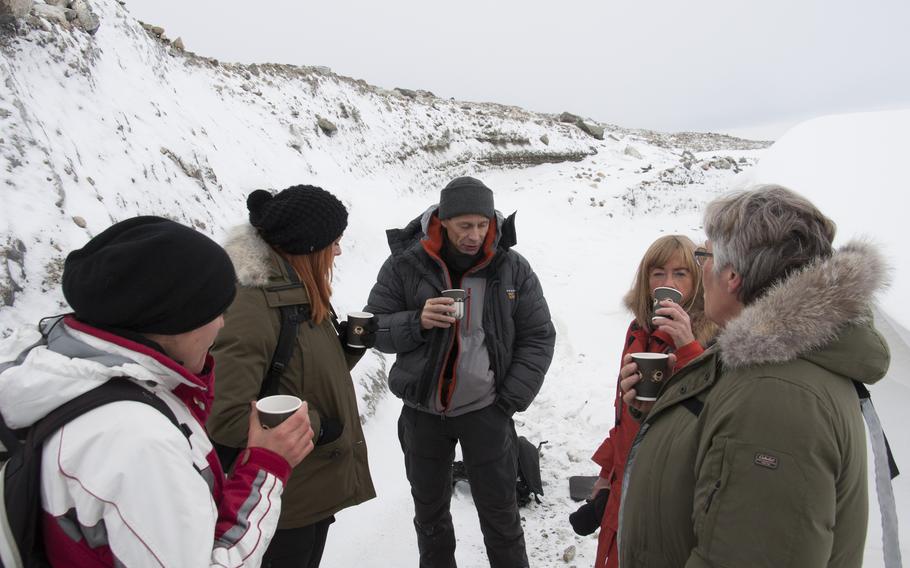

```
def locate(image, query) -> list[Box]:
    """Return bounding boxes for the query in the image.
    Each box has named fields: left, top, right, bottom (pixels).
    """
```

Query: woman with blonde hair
left=577, top=234, right=715, bottom=568
left=207, top=185, right=375, bottom=568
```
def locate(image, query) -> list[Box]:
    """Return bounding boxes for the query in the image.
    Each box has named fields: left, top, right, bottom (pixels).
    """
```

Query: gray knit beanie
left=438, top=177, right=495, bottom=220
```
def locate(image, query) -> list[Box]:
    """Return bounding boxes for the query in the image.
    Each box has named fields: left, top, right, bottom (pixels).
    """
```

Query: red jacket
left=591, top=322, right=703, bottom=568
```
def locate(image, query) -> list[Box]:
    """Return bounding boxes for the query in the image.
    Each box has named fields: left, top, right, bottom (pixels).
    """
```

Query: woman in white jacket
left=0, top=216, right=314, bottom=567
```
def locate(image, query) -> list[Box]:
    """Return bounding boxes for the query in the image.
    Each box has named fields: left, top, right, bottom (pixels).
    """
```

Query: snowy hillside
left=5, top=2, right=904, bottom=568
left=0, top=0, right=767, bottom=335
left=0, top=0, right=765, bottom=424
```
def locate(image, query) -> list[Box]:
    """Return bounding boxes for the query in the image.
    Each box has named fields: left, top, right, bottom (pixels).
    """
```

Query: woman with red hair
left=208, top=185, right=375, bottom=568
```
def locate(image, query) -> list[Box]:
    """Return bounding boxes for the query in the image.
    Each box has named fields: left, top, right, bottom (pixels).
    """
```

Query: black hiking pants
left=398, top=404, right=528, bottom=568
left=262, top=516, right=334, bottom=568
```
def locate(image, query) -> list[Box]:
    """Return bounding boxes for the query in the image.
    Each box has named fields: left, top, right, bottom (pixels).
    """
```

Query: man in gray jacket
left=366, top=176, right=555, bottom=567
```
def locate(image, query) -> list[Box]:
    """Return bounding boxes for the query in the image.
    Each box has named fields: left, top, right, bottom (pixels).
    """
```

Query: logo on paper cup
left=353, top=325, right=365, bottom=336
left=651, top=370, right=664, bottom=382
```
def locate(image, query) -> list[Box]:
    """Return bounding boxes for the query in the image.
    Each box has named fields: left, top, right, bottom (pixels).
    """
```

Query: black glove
left=569, top=488, right=609, bottom=536
left=316, top=417, right=343, bottom=446
left=338, top=318, right=378, bottom=350
left=358, top=318, right=378, bottom=348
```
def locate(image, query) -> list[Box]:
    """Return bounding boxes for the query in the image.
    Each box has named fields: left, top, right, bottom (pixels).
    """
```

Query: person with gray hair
left=616, top=185, right=892, bottom=567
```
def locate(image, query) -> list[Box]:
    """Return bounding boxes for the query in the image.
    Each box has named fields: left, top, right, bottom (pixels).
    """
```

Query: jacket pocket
left=695, top=438, right=806, bottom=566
left=289, top=421, right=354, bottom=513
left=389, top=360, right=422, bottom=403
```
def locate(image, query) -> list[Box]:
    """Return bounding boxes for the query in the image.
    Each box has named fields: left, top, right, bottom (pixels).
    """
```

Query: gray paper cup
left=256, top=395, right=302, bottom=429
left=346, top=311, right=374, bottom=348
left=441, top=289, right=466, bottom=320
left=631, top=352, right=670, bottom=401
left=651, top=287, right=684, bottom=323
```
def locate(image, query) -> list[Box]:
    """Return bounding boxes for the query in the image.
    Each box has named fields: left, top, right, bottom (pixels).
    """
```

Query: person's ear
left=726, top=270, right=742, bottom=295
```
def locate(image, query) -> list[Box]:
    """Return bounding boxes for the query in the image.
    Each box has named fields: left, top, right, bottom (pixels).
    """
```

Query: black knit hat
left=62, top=216, right=237, bottom=335
left=438, top=177, right=495, bottom=220
left=247, top=185, right=348, bottom=254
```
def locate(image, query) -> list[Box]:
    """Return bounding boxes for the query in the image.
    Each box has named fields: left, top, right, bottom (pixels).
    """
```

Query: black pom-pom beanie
left=62, top=216, right=237, bottom=335
left=247, top=185, right=348, bottom=254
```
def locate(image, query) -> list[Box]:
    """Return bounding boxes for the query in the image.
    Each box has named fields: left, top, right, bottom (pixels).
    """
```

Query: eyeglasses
left=694, top=248, right=713, bottom=267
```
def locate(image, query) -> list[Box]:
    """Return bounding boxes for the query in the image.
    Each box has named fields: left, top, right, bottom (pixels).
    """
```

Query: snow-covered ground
left=325, top=122, right=910, bottom=566
left=1, top=1, right=906, bottom=566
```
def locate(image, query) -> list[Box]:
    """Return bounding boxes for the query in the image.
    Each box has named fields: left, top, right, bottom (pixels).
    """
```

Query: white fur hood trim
left=223, top=224, right=276, bottom=288
left=718, top=240, right=890, bottom=369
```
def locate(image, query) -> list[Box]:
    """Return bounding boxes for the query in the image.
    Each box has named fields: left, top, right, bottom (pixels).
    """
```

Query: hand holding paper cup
left=441, top=289, right=466, bottom=320
left=630, top=352, right=670, bottom=401
left=345, top=311, right=374, bottom=348
left=651, top=287, right=683, bottom=323
left=256, top=395, right=303, bottom=429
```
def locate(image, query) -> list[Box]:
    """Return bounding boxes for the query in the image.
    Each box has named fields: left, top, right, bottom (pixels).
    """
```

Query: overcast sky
left=127, top=0, right=910, bottom=139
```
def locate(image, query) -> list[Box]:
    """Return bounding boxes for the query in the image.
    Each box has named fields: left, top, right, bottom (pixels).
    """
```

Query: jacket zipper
left=430, top=236, right=496, bottom=412
left=440, top=332, right=461, bottom=410
left=426, top=253, right=456, bottom=413
left=487, top=277, right=505, bottom=383
left=439, top=270, right=466, bottom=411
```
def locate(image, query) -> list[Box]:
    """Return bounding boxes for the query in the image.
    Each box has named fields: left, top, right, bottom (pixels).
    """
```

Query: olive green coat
left=618, top=241, right=891, bottom=568
left=208, top=225, right=375, bottom=529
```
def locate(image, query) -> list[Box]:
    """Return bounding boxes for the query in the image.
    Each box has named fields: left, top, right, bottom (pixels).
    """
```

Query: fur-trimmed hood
left=718, top=240, right=891, bottom=377
left=222, top=224, right=284, bottom=288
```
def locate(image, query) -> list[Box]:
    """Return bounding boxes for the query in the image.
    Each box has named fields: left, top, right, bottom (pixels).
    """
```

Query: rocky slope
left=0, top=0, right=770, bottom=331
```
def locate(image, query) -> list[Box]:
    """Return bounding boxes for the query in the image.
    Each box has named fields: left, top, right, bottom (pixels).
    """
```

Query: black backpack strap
left=258, top=258, right=310, bottom=399
left=27, top=380, right=180, bottom=445
left=215, top=330, right=303, bottom=471
left=853, top=381, right=899, bottom=479
left=3, top=378, right=182, bottom=567
left=0, top=415, right=19, bottom=462
left=259, top=303, right=308, bottom=398
left=216, top=260, right=310, bottom=470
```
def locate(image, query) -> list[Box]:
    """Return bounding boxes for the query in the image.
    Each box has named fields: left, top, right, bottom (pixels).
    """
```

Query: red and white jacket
left=0, top=316, right=291, bottom=567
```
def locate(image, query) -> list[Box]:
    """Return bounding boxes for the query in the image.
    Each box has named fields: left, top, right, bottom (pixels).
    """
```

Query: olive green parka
left=618, top=240, right=891, bottom=568
left=208, top=224, right=375, bottom=529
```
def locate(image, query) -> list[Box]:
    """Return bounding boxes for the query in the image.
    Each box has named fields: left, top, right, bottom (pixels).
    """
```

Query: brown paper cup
left=256, top=395, right=303, bottom=429
left=631, top=352, right=670, bottom=401
left=652, top=287, right=684, bottom=323
left=346, top=311, right=374, bottom=348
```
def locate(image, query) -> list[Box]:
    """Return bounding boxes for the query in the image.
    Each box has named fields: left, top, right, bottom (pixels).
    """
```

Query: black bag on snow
left=451, top=435, right=545, bottom=507
left=515, top=436, right=544, bottom=506
left=0, top=379, right=181, bottom=568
